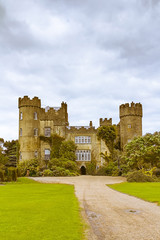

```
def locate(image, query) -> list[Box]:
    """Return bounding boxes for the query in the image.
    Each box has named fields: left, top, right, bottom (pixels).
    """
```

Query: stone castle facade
left=18, top=96, right=142, bottom=171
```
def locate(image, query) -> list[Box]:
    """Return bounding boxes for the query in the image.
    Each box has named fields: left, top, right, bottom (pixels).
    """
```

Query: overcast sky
left=0, top=0, right=160, bottom=141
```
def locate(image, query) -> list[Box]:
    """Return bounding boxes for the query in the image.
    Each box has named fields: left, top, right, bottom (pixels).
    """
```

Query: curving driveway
left=32, top=176, right=160, bottom=240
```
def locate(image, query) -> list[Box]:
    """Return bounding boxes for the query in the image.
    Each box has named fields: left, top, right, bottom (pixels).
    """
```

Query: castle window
left=128, top=124, right=131, bottom=128
left=34, top=151, right=38, bottom=158
left=34, top=112, right=37, bottom=120
left=20, top=112, right=23, bottom=120
left=76, top=150, right=91, bottom=161
left=75, top=136, right=91, bottom=144
left=20, top=152, right=22, bottom=161
left=45, top=127, right=51, bottom=137
left=44, top=149, right=50, bottom=160
left=20, top=128, right=22, bottom=136
left=34, top=128, right=38, bottom=136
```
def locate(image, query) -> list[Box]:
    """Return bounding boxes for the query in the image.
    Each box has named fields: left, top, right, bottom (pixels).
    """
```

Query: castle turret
left=99, top=118, right=112, bottom=126
left=18, top=96, right=41, bottom=161
left=119, top=102, right=143, bottom=149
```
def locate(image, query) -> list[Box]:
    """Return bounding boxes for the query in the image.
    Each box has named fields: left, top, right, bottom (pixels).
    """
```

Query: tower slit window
left=20, top=112, right=23, bottom=120
left=34, top=112, right=38, bottom=120
left=20, top=128, right=22, bottom=136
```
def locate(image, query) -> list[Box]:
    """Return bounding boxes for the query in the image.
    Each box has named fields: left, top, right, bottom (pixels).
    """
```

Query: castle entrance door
left=80, top=166, right=86, bottom=175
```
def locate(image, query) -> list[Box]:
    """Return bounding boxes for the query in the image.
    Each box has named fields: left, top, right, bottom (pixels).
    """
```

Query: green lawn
left=108, top=182, right=160, bottom=205
left=0, top=178, right=84, bottom=240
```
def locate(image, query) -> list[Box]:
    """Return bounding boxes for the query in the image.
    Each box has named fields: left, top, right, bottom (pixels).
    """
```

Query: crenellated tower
left=18, top=96, right=41, bottom=161
left=119, top=102, right=143, bottom=149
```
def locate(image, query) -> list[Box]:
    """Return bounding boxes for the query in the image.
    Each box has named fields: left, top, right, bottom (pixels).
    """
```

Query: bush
left=43, top=169, right=54, bottom=176
left=127, top=171, right=158, bottom=182
left=96, top=166, right=108, bottom=176
left=18, top=159, right=40, bottom=177
left=86, top=160, right=96, bottom=175
left=0, top=169, right=5, bottom=182
left=6, top=167, right=17, bottom=182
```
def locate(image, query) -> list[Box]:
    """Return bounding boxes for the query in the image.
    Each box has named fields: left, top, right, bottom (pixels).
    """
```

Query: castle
left=18, top=96, right=142, bottom=173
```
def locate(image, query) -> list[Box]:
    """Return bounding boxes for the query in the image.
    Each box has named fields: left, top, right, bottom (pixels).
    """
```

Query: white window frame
left=76, top=150, right=91, bottom=161
left=75, top=136, right=91, bottom=144
left=44, top=127, right=51, bottom=137
left=44, top=149, right=50, bottom=160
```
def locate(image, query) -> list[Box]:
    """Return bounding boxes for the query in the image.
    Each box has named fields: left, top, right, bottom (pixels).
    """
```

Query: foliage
left=39, top=134, right=78, bottom=176
left=43, top=169, right=54, bottom=176
left=0, top=169, right=5, bottom=182
left=59, top=140, right=77, bottom=161
left=18, top=158, right=40, bottom=177
left=3, top=140, right=19, bottom=167
left=96, top=162, right=120, bottom=176
left=5, top=167, right=17, bottom=182
left=0, top=180, right=84, bottom=240
left=108, top=182, right=160, bottom=205
left=48, top=158, right=79, bottom=175
left=122, top=132, right=160, bottom=170
left=86, top=159, right=97, bottom=175
left=127, top=170, right=158, bottom=182
left=97, top=125, right=117, bottom=159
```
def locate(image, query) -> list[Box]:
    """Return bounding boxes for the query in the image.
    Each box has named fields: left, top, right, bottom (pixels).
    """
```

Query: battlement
left=18, top=96, right=41, bottom=108
left=40, top=102, right=68, bottom=124
left=120, top=102, right=142, bottom=118
left=66, top=126, right=96, bottom=133
left=99, top=118, right=112, bottom=126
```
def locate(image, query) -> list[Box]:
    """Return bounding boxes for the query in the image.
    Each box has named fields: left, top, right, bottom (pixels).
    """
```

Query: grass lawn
left=0, top=178, right=84, bottom=240
left=108, top=182, right=160, bottom=205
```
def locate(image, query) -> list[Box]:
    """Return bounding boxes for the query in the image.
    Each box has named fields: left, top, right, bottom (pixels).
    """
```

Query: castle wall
left=18, top=96, right=143, bottom=170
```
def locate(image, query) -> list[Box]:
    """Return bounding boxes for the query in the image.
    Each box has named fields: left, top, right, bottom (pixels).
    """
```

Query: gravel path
left=32, top=176, right=160, bottom=240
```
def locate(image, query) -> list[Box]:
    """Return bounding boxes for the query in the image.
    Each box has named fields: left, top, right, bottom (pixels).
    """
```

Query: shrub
left=0, top=169, right=5, bottom=182
left=127, top=170, right=158, bottom=182
left=96, top=166, right=108, bottom=176
left=18, top=158, right=40, bottom=177
left=6, top=167, right=17, bottom=182
left=86, top=160, right=97, bottom=175
left=43, top=169, right=54, bottom=176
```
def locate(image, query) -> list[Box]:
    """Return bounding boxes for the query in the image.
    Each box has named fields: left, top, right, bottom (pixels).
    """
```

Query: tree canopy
left=97, top=125, right=117, bottom=159
left=122, top=132, right=160, bottom=170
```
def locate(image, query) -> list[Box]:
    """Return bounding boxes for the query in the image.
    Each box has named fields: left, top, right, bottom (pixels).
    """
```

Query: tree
left=3, top=140, right=19, bottom=167
left=122, top=132, right=160, bottom=170
left=97, top=125, right=117, bottom=160
left=59, top=140, right=77, bottom=161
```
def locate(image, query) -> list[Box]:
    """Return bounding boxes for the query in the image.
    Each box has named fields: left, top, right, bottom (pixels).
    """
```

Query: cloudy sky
left=0, top=0, right=160, bottom=141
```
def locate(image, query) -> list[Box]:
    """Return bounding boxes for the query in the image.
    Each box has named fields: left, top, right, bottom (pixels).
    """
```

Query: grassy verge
left=0, top=178, right=84, bottom=240
left=108, top=182, right=160, bottom=205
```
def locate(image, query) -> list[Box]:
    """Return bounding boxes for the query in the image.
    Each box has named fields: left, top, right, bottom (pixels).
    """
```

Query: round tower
left=18, top=96, right=41, bottom=161
left=119, top=102, right=143, bottom=149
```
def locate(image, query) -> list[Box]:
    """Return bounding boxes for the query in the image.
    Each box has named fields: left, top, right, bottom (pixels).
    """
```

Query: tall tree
left=97, top=125, right=116, bottom=160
